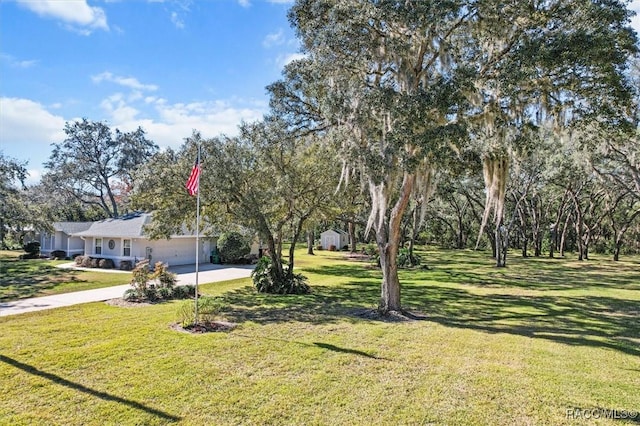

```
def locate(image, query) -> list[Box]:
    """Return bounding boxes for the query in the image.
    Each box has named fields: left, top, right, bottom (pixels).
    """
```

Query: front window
left=123, top=239, right=131, bottom=257
left=95, top=238, right=102, bottom=255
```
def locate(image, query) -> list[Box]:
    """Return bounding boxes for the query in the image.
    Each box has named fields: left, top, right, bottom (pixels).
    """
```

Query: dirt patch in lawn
left=170, top=321, right=238, bottom=334
left=105, top=298, right=154, bottom=308
left=350, top=308, right=428, bottom=322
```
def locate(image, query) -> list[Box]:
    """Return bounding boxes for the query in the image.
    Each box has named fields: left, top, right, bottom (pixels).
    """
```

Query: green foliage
left=217, top=231, right=250, bottom=263
left=22, top=241, right=40, bottom=256
left=252, top=256, right=311, bottom=294
left=177, top=296, right=227, bottom=328
left=126, top=260, right=181, bottom=302
left=130, top=261, right=152, bottom=299
left=122, top=288, right=138, bottom=302
left=98, top=258, right=115, bottom=269
left=153, top=261, right=177, bottom=288
left=50, top=250, right=67, bottom=259
left=397, top=248, right=421, bottom=268
left=44, top=119, right=158, bottom=218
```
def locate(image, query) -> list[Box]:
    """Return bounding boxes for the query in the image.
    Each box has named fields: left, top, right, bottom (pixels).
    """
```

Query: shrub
left=75, top=256, right=85, bottom=265
left=144, top=286, right=158, bottom=302
left=397, top=248, right=421, bottom=268
left=50, top=250, right=66, bottom=259
left=328, top=244, right=337, bottom=251
left=157, top=287, right=172, bottom=299
left=364, top=244, right=378, bottom=256
left=126, top=260, right=181, bottom=302
left=217, top=232, right=250, bottom=263
left=251, top=256, right=311, bottom=294
left=183, top=284, right=197, bottom=297
left=23, top=241, right=40, bottom=256
left=171, top=286, right=189, bottom=299
left=19, top=253, right=40, bottom=260
left=130, top=260, right=152, bottom=298
left=98, top=258, right=115, bottom=269
left=81, top=257, right=92, bottom=268
left=154, top=262, right=177, bottom=289
left=177, top=296, right=227, bottom=328
left=123, top=289, right=139, bottom=302
left=119, top=260, right=133, bottom=271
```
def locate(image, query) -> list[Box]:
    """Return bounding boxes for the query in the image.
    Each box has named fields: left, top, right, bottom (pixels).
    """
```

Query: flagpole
left=194, top=142, right=201, bottom=325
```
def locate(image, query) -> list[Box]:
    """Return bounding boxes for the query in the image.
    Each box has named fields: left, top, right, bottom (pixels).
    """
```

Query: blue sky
left=0, top=0, right=301, bottom=183
left=1, top=0, right=639, bottom=185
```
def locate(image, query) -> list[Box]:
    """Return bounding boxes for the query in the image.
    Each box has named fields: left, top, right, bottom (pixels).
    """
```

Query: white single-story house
left=320, top=229, right=349, bottom=250
left=71, top=212, right=214, bottom=268
left=40, top=222, right=93, bottom=258
left=42, top=212, right=260, bottom=268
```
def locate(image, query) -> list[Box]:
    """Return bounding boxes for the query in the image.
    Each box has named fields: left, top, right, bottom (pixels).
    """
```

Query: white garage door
left=148, top=239, right=197, bottom=266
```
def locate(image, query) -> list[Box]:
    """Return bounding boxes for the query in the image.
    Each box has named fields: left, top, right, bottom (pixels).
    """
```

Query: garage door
left=148, top=239, right=197, bottom=266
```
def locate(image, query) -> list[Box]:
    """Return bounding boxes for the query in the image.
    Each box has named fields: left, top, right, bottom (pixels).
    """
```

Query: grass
left=0, top=247, right=638, bottom=425
left=0, top=250, right=130, bottom=302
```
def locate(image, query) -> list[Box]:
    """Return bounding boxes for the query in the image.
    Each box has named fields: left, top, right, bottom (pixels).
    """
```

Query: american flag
left=185, top=158, right=201, bottom=196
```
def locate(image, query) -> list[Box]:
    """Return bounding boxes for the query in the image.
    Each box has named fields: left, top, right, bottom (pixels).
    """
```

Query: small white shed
left=320, top=229, right=349, bottom=250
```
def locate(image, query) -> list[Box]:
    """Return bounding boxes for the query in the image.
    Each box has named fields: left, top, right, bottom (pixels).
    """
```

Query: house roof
left=321, top=229, right=349, bottom=236
left=73, top=212, right=152, bottom=238
left=71, top=212, right=199, bottom=239
left=53, top=222, right=93, bottom=235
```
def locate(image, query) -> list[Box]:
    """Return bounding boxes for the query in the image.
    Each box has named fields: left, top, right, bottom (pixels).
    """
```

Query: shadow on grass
left=218, top=258, right=640, bottom=357
left=0, top=258, right=85, bottom=301
left=0, top=355, right=181, bottom=422
left=233, top=333, right=387, bottom=360
left=415, top=249, right=640, bottom=291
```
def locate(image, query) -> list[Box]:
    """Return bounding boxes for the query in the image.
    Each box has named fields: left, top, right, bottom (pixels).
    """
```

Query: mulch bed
left=170, top=321, right=238, bottom=334
left=344, top=253, right=372, bottom=262
left=350, top=308, right=428, bottom=322
left=105, top=298, right=154, bottom=308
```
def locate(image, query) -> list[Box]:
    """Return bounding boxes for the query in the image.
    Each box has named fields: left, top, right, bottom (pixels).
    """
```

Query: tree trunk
left=613, top=239, right=622, bottom=261
left=265, top=233, right=285, bottom=283
left=379, top=240, right=401, bottom=312
left=307, top=229, right=315, bottom=255
left=575, top=220, right=584, bottom=261
left=486, top=227, right=497, bottom=258
left=560, top=213, right=571, bottom=257
left=348, top=221, right=357, bottom=253
left=495, top=223, right=507, bottom=267
left=549, top=225, right=556, bottom=258
left=376, top=173, right=414, bottom=314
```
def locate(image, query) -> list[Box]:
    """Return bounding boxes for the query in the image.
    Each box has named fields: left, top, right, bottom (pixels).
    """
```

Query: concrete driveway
left=0, top=263, right=254, bottom=318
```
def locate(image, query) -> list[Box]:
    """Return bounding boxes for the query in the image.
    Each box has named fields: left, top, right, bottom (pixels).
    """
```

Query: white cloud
left=630, top=0, right=640, bottom=37
left=92, top=71, right=158, bottom=91
left=25, top=169, right=42, bottom=185
left=16, top=0, right=109, bottom=34
left=263, top=29, right=284, bottom=48
left=276, top=52, right=306, bottom=68
left=237, top=0, right=251, bottom=8
left=101, top=96, right=266, bottom=148
left=0, top=97, right=67, bottom=172
left=171, top=11, right=185, bottom=29
left=0, top=53, right=37, bottom=68
left=0, top=97, right=66, bottom=143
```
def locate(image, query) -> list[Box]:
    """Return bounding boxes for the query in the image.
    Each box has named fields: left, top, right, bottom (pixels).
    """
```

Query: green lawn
left=0, top=248, right=638, bottom=425
left=0, top=250, right=130, bottom=302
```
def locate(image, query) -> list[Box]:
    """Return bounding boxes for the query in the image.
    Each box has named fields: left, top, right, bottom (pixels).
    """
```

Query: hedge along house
left=40, top=222, right=93, bottom=258
left=71, top=212, right=214, bottom=268
left=320, top=229, right=349, bottom=250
